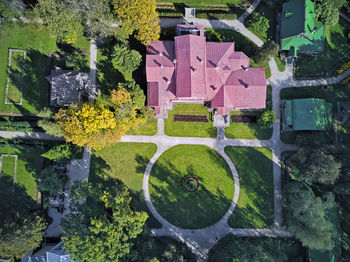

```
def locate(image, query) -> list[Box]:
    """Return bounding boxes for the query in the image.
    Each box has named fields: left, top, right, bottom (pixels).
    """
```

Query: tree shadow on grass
left=7, top=49, right=51, bottom=114
left=143, top=156, right=232, bottom=229
left=0, top=175, right=40, bottom=226
left=224, top=147, right=274, bottom=228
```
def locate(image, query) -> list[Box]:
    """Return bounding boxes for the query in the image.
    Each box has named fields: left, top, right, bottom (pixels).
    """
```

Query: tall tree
left=0, top=176, right=47, bottom=259
left=62, top=180, right=147, bottom=262
left=247, top=12, right=270, bottom=38
left=119, top=80, right=145, bottom=109
left=34, top=0, right=84, bottom=42
left=288, top=147, right=341, bottom=185
left=315, top=0, right=347, bottom=26
left=0, top=215, right=47, bottom=258
left=0, top=0, right=25, bottom=18
left=258, top=110, right=276, bottom=129
left=36, top=166, right=68, bottom=196
left=111, top=44, right=142, bottom=77
left=113, top=0, right=160, bottom=45
left=283, top=181, right=337, bottom=250
left=55, top=88, right=144, bottom=150
left=253, top=40, right=279, bottom=65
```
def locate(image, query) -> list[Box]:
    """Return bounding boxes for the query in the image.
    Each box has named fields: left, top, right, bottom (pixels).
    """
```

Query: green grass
left=1, top=155, right=15, bottom=177
left=7, top=51, right=25, bottom=103
left=0, top=144, right=46, bottom=200
left=89, top=142, right=161, bottom=228
left=225, top=85, right=272, bottom=139
left=0, top=22, right=89, bottom=114
left=250, top=58, right=271, bottom=79
left=294, top=23, right=350, bottom=79
left=164, top=104, right=217, bottom=137
left=274, top=56, right=286, bottom=72
left=225, top=146, right=273, bottom=228
left=149, top=145, right=235, bottom=229
left=127, top=110, right=157, bottom=136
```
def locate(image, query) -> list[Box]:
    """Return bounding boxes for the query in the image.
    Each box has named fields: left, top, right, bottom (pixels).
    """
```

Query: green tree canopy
left=36, top=166, right=68, bottom=196
left=253, top=40, right=279, bottom=65
left=0, top=176, right=47, bottom=259
left=283, top=181, right=337, bottom=250
left=247, top=12, right=270, bottom=38
left=112, top=44, right=142, bottom=77
left=119, top=80, right=145, bottom=109
left=0, top=0, right=25, bottom=18
left=315, top=0, right=347, bottom=26
left=258, top=109, right=276, bottom=129
left=288, top=147, right=341, bottom=185
left=41, top=143, right=80, bottom=162
left=62, top=180, right=148, bottom=262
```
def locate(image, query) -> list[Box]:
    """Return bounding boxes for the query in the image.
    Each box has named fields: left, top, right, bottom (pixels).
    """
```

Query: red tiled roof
left=146, top=25, right=267, bottom=114
left=175, top=34, right=207, bottom=98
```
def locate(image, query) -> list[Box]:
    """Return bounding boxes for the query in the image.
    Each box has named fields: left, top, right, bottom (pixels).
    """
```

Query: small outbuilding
left=280, top=0, right=324, bottom=57
left=282, top=98, right=332, bottom=131
left=47, top=67, right=91, bottom=107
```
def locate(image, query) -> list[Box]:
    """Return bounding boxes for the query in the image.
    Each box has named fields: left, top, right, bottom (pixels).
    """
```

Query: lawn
left=149, top=145, right=235, bottom=229
left=0, top=143, right=46, bottom=201
left=294, top=23, right=350, bottom=79
left=225, top=146, right=274, bottom=228
left=164, top=104, right=217, bottom=138
left=89, top=142, right=161, bottom=228
left=225, top=85, right=272, bottom=139
left=274, top=56, right=286, bottom=72
left=6, top=50, right=25, bottom=103
left=0, top=22, right=89, bottom=115
left=127, top=109, right=157, bottom=136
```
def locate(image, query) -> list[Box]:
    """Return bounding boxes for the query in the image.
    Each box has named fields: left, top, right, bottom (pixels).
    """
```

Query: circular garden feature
left=149, top=145, right=235, bottom=229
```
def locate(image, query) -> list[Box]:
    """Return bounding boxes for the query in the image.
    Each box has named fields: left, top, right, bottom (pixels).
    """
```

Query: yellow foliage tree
left=113, top=0, right=160, bottom=46
left=55, top=88, right=143, bottom=150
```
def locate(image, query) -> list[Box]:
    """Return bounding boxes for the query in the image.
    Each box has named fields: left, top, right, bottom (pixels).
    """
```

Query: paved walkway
left=46, top=148, right=91, bottom=237
left=160, top=17, right=264, bottom=47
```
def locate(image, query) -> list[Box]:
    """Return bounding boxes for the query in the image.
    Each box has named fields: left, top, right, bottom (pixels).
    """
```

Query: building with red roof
left=146, top=24, right=267, bottom=117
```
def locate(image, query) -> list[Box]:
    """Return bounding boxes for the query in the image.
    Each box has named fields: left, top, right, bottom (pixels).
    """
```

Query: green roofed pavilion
left=283, top=98, right=332, bottom=131
left=280, top=0, right=324, bottom=57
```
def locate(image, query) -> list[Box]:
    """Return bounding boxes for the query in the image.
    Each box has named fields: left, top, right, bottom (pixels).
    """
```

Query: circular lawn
left=149, top=145, right=235, bottom=229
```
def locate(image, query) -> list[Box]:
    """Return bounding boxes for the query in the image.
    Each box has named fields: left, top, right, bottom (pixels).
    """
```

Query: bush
left=247, top=12, right=269, bottom=37
left=41, top=143, right=82, bottom=162
left=258, top=110, right=276, bottom=128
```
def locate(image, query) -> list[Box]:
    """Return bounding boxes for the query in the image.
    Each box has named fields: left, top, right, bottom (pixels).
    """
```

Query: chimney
left=167, top=80, right=171, bottom=84
left=190, top=66, right=196, bottom=72
left=197, top=56, right=202, bottom=63
left=245, top=84, right=249, bottom=89
left=160, top=64, right=163, bottom=68
left=159, top=52, right=163, bottom=56
left=173, top=59, right=177, bottom=64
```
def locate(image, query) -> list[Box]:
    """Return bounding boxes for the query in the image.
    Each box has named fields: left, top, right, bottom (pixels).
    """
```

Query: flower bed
left=231, top=115, right=257, bottom=123
left=174, top=114, right=208, bottom=122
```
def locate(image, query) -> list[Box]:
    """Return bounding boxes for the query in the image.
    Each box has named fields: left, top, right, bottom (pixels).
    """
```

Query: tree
left=253, top=40, right=279, bottom=65
left=55, top=88, right=144, bottom=150
left=62, top=179, right=147, bottom=262
left=34, top=0, right=84, bottom=42
left=119, top=80, right=145, bottom=109
left=42, top=143, right=80, bottom=162
left=111, top=44, right=142, bottom=77
left=315, top=0, right=347, bottom=26
left=0, top=176, right=47, bottom=259
left=113, top=0, right=160, bottom=45
left=36, top=166, right=68, bottom=196
left=283, top=181, right=337, bottom=250
left=258, top=109, right=276, bottom=128
left=247, top=13, right=269, bottom=38
left=0, top=0, right=25, bottom=18
left=288, top=147, right=341, bottom=185
left=0, top=215, right=47, bottom=258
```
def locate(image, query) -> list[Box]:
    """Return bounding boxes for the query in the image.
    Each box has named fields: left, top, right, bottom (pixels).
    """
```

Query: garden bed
left=231, top=115, right=257, bottom=123
left=174, top=114, right=208, bottom=122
